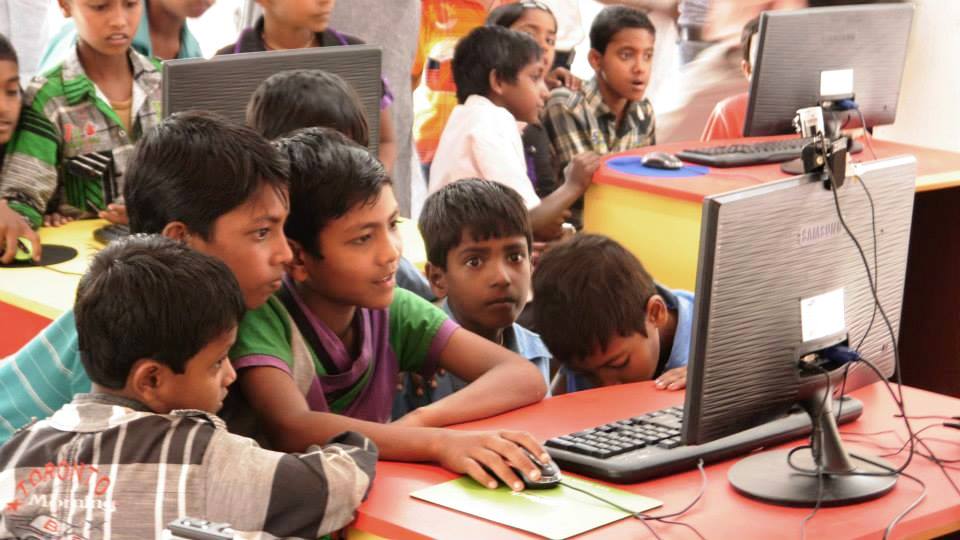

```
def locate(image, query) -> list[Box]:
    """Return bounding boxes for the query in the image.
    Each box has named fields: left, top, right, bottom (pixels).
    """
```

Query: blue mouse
left=642, top=151, right=684, bottom=170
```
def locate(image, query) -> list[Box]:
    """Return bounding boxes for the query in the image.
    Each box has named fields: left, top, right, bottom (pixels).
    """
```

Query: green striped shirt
left=0, top=48, right=162, bottom=227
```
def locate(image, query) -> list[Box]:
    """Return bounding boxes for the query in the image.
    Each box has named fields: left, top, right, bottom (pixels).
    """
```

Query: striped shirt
left=542, top=78, right=656, bottom=171
left=0, top=310, right=88, bottom=445
left=0, top=393, right=378, bottom=539
left=0, top=48, right=162, bottom=228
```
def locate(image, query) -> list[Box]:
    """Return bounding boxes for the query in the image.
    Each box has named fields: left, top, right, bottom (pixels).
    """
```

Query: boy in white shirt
left=428, top=25, right=599, bottom=241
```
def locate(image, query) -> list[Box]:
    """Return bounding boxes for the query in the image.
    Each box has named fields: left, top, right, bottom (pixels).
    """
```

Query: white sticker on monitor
left=801, top=288, right=846, bottom=343
left=820, top=69, right=854, bottom=98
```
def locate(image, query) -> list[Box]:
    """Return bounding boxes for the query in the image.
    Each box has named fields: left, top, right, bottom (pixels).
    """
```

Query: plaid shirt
left=0, top=394, right=378, bottom=539
left=542, top=78, right=656, bottom=169
left=0, top=48, right=162, bottom=228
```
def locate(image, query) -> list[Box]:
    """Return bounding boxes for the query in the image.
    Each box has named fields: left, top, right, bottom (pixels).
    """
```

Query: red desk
left=353, top=382, right=960, bottom=539
left=584, top=137, right=960, bottom=398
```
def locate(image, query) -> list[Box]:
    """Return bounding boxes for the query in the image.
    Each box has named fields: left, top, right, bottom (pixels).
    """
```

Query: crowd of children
left=0, top=0, right=777, bottom=536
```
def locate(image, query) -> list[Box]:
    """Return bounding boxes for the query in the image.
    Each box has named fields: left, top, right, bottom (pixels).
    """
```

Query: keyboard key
left=657, top=438, right=682, bottom=449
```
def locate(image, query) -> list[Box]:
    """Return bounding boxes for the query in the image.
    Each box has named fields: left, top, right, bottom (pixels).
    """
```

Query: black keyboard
left=677, top=137, right=815, bottom=167
left=545, top=397, right=863, bottom=484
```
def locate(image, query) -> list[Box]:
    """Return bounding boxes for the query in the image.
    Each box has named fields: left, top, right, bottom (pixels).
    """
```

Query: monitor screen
left=743, top=4, right=913, bottom=137
left=162, top=46, right=382, bottom=153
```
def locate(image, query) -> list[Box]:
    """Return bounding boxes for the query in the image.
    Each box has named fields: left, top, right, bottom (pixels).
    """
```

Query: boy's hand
left=546, top=67, right=582, bottom=91
left=43, top=212, right=74, bottom=228
left=655, top=366, right=687, bottom=391
left=98, top=203, right=128, bottom=225
left=0, top=200, right=41, bottom=263
left=563, top=152, right=603, bottom=195
left=433, top=430, right=550, bottom=491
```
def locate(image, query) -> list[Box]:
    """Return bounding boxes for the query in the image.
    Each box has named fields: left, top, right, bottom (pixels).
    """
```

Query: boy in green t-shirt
left=231, top=127, right=551, bottom=492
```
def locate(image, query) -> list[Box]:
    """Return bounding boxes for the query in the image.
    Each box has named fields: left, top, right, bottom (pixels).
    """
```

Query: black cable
left=557, top=459, right=708, bottom=540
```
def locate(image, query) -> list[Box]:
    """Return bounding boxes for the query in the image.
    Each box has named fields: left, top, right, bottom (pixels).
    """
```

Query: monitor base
left=729, top=448, right=896, bottom=507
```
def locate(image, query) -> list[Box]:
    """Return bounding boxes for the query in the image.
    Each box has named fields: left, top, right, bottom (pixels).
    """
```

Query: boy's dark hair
left=75, top=234, right=246, bottom=389
left=741, top=16, right=761, bottom=64
left=533, top=234, right=657, bottom=363
left=419, top=178, right=532, bottom=269
left=274, top=127, right=391, bottom=257
left=589, top=6, right=655, bottom=54
left=0, top=33, right=17, bottom=64
left=125, top=111, right=289, bottom=239
left=246, top=69, right=370, bottom=145
left=486, top=1, right=556, bottom=29
left=453, top=25, right=542, bottom=104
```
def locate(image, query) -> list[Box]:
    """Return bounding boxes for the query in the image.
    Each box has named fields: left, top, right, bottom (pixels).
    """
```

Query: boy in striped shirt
left=0, top=235, right=377, bottom=539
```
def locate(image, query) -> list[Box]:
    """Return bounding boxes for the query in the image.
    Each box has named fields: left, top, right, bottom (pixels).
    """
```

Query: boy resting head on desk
left=533, top=234, right=692, bottom=394
left=228, top=127, right=550, bottom=492
left=0, top=111, right=294, bottom=444
left=0, top=235, right=377, bottom=539
left=393, top=178, right=552, bottom=417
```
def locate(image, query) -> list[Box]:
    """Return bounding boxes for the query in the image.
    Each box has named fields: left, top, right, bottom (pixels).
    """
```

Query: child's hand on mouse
left=432, top=430, right=549, bottom=491
left=98, top=203, right=128, bottom=225
left=0, top=201, right=41, bottom=263
left=655, top=366, right=687, bottom=391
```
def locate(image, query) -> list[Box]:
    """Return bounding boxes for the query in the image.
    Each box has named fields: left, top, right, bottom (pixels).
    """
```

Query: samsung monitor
left=162, top=46, right=382, bottom=153
left=683, top=155, right=916, bottom=506
left=743, top=4, right=913, bottom=138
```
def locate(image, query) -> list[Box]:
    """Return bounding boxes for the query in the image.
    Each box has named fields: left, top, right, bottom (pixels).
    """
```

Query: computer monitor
left=682, top=155, right=916, bottom=506
left=162, top=46, right=382, bottom=153
left=743, top=4, right=913, bottom=138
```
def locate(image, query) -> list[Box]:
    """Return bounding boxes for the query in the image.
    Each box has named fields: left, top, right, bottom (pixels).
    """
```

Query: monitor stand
left=728, top=384, right=896, bottom=506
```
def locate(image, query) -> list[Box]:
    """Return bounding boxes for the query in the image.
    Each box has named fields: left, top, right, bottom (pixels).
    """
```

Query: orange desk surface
left=592, top=136, right=960, bottom=202
left=353, top=382, right=960, bottom=539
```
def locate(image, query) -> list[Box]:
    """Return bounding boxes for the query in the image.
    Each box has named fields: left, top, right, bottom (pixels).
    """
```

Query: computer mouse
left=514, top=448, right=563, bottom=489
left=641, top=151, right=684, bottom=170
left=0, top=237, right=34, bottom=264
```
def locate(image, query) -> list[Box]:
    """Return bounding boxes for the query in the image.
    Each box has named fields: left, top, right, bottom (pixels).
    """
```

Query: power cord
left=558, top=459, right=708, bottom=540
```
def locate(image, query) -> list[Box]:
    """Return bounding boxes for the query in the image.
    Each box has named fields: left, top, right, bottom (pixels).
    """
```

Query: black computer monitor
left=743, top=4, right=913, bottom=139
left=682, top=155, right=916, bottom=506
left=162, top=46, right=383, bottom=154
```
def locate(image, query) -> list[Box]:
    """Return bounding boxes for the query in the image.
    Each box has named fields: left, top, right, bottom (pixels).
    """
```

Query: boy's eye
left=465, top=257, right=482, bottom=268
left=351, top=234, right=372, bottom=245
left=389, top=219, right=399, bottom=230
left=604, top=355, right=630, bottom=370
left=643, top=51, right=654, bottom=62
left=507, top=252, right=525, bottom=263
left=255, top=228, right=270, bottom=240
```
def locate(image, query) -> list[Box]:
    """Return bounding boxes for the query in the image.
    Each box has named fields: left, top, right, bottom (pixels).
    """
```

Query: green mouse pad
left=411, top=474, right=661, bottom=539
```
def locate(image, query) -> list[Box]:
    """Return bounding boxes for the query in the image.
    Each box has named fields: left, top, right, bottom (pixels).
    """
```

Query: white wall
left=873, top=0, right=960, bottom=152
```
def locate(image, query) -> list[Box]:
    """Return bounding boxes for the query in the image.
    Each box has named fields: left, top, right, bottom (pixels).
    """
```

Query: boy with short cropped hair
left=542, top=5, right=657, bottom=172
left=533, top=234, right=692, bottom=394
left=0, top=235, right=377, bottom=539
left=395, top=178, right=551, bottom=415
left=429, top=25, right=600, bottom=242
left=232, top=128, right=551, bottom=492
left=0, top=0, right=162, bottom=235
left=0, top=111, right=293, bottom=443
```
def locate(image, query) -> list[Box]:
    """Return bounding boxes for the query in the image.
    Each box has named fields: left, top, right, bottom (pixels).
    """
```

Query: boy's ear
left=424, top=262, right=448, bottom=300
left=57, top=0, right=71, bottom=17
left=128, top=359, right=171, bottom=412
left=587, top=49, right=603, bottom=74
left=646, top=295, right=669, bottom=328
left=161, top=221, right=192, bottom=243
left=741, top=59, right=752, bottom=80
left=488, top=69, right=505, bottom=98
left=286, top=238, right=310, bottom=283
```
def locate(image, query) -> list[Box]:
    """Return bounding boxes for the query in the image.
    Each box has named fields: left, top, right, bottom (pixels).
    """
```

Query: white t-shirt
left=428, top=95, right=540, bottom=209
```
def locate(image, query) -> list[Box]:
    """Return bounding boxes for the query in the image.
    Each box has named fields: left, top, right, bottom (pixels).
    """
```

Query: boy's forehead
left=608, top=27, right=656, bottom=51
left=454, top=229, right=529, bottom=251
left=214, top=184, right=289, bottom=228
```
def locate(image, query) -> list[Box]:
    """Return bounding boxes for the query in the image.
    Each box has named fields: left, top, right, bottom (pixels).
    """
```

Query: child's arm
left=204, top=426, right=378, bottom=537
left=0, top=199, right=41, bottom=263
left=655, top=366, right=687, bottom=391
left=238, top=367, right=550, bottom=491
left=527, top=151, right=602, bottom=240
left=378, top=108, right=397, bottom=175
left=395, top=327, right=548, bottom=428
